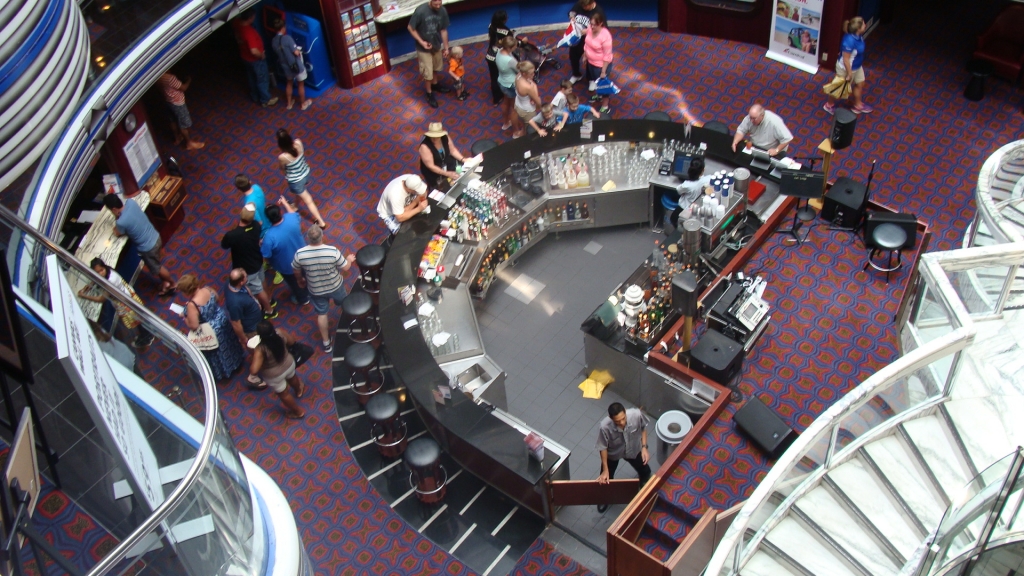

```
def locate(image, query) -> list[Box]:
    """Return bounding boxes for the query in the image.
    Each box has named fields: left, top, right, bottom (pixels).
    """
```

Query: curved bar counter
left=380, top=120, right=787, bottom=516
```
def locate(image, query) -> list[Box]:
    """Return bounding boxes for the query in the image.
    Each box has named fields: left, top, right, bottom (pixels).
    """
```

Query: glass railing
left=709, top=241, right=1024, bottom=576
left=0, top=203, right=265, bottom=575
left=914, top=448, right=1024, bottom=575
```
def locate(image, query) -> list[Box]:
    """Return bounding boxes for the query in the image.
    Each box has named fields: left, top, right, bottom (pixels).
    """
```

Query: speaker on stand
left=824, top=159, right=875, bottom=237
left=816, top=108, right=858, bottom=214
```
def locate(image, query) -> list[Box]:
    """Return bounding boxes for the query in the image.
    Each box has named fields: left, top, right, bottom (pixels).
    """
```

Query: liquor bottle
left=581, top=202, right=590, bottom=219
left=561, top=206, right=568, bottom=222
left=567, top=202, right=575, bottom=220
left=575, top=202, right=582, bottom=220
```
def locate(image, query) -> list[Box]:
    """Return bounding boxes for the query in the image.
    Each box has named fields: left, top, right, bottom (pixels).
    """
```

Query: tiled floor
left=474, top=224, right=668, bottom=566
left=331, top=333, right=546, bottom=576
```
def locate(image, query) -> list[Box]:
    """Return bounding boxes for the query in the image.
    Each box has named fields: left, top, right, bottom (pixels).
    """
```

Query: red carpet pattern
left=114, top=0, right=1021, bottom=571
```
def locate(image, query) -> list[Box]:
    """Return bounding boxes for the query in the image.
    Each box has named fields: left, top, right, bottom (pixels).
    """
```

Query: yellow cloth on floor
left=577, top=370, right=614, bottom=399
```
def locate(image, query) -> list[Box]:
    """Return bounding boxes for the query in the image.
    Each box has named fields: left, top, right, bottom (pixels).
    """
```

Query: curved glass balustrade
left=0, top=203, right=266, bottom=575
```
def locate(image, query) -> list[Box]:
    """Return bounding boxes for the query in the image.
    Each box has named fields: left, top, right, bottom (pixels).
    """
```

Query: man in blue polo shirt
left=102, top=194, right=175, bottom=296
left=261, top=199, right=309, bottom=305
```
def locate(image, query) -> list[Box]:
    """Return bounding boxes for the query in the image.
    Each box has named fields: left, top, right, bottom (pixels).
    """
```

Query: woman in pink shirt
left=584, top=13, right=614, bottom=110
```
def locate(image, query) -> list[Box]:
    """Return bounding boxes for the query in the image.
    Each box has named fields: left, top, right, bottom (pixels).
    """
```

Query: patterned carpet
left=65, top=0, right=1024, bottom=571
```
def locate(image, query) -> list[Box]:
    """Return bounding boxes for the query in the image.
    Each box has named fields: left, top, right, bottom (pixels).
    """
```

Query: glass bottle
left=567, top=202, right=575, bottom=220
left=581, top=203, right=590, bottom=219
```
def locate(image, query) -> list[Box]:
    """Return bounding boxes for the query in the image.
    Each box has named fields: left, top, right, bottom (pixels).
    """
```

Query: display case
left=318, top=0, right=390, bottom=89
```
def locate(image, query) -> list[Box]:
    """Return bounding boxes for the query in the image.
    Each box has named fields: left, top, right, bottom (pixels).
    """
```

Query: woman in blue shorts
left=275, top=128, right=328, bottom=229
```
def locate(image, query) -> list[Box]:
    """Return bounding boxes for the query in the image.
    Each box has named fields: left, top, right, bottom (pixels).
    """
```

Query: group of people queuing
left=81, top=127, right=357, bottom=420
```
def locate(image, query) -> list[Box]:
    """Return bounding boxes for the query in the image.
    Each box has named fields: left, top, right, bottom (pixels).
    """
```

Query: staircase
left=635, top=497, right=697, bottom=561
left=735, top=311, right=1024, bottom=575
left=964, top=202, right=1024, bottom=312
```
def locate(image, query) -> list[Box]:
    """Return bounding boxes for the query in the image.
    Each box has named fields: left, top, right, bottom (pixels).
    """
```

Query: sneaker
left=290, top=296, right=310, bottom=306
left=262, top=96, right=279, bottom=107
left=569, top=75, right=582, bottom=84
left=590, top=94, right=603, bottom=103
left=273, top=272, right=284, bottom=285
left=270, top=299, right=279, bottom=309
left=588, top=80, right=597, bottom=92
left=597, top=504, right=608, bottom=513
left=322, top=341, right=333, bottom=354
left=427, top=93, right=439, bottom=108
left=457, top=92, right=469, bottom=101
left=823, top=102, right=835, bottom=115
left=852, top=103, right=874, bottom=114
left=599, top=106, right=610, bottom=114
left=432, top=83, right=452, bottom=94
left=501, top=122, right=512, bottom=131
left=263, top=309, right=279, bottom=320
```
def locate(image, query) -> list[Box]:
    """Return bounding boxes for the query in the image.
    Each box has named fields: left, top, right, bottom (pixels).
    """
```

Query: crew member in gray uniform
left=595, top=402, right=651, bottom=512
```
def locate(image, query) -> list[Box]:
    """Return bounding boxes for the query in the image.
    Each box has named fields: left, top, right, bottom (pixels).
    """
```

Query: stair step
left=862, top=435, right=945, bottom=528
left=744, top=550, right=800, bottom=576
left=644, top=498, right=694, bottom=544
left=943, top=397, right=1024, bottom=474
left=827, top=456, right=922, bottom=557
left=901, top=415, right=971, bottom=500
left=636, top=527, right=676, bottom=563
left=795, top=486, right=901, bottom=575
left=764, top=516, right=859, bottom=576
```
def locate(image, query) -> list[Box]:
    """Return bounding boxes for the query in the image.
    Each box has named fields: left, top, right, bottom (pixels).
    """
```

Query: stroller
left=513, top=38, right=561, bottom=80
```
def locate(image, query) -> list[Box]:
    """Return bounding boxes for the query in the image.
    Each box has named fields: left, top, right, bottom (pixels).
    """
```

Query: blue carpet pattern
left=76, top=0, right=1023, bottom=571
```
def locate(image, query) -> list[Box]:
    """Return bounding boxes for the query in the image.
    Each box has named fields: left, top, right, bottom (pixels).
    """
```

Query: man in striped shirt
left=292, top=225, right=355, bottom=353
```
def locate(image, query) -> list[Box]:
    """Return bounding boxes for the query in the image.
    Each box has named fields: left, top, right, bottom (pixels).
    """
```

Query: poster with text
left=767, top=0, right=823, bottom=74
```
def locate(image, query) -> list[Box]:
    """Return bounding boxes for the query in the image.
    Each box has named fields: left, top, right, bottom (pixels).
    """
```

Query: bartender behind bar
left=668, top=157, right=713, bottom=231
left=730, top=103, right=793, bottom=158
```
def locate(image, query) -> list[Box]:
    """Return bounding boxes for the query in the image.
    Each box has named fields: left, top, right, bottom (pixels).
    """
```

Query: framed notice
left=122, top=121, right=161, bottom=186
left=0, top=250, right=32, bottom=384
left=767, top=0, right=823, bottom=74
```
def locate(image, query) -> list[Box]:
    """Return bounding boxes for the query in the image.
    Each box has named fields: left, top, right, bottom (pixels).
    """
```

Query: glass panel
left=947, top=266, right=1014, bottom=316
left=909, top=283, right=955, bottom=345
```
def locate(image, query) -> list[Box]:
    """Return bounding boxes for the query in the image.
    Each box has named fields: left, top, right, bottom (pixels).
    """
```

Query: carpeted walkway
left=112, top=0, right=1023, bottom=571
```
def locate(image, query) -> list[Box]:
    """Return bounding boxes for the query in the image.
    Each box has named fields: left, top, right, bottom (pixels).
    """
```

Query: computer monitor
left=672, top=152, right=695, bottom=180
left=779, top=169, right=825, bottom=200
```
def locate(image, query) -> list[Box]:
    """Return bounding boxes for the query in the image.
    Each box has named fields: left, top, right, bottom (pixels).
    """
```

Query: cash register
left=703, top=272, right=771, bottom=352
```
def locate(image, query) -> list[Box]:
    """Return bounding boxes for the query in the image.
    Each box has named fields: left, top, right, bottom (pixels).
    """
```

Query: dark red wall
left=659, top=0, right=860, bottom=71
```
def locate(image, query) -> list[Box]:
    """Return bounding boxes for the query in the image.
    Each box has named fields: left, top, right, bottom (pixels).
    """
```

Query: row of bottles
left=622, top=258, right=701, bottom=343
left=458, top=182, right=511, bottom=225
left=548, top=202, right=590, bottom=224
left=447, top=205, right=489, bottom=241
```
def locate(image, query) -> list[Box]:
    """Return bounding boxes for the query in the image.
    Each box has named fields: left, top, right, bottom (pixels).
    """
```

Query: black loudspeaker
left=865, top=212, right=918, bottom=250
left=672, top=271, right=699, bottom=316
left=821, top=177, right=868, bottom=228
left=830, top=108, right=857, bottom=150
left=733, top=396, right=797, bottom=457
left=690, top=329, right=744, bottom=384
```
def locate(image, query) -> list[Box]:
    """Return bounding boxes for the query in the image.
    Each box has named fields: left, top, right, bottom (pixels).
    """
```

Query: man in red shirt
left=233, top=11, right=278, bottom=108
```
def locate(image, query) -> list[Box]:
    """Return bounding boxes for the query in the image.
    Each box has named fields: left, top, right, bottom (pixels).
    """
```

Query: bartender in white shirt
left=731, top=103, right=793, bottom=157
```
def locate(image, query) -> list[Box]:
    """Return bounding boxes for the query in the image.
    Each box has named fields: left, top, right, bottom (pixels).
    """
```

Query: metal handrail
left=0, top=203, right=220, bottom=575
left=708, top=243, right=1024, bottom=575
left=975, top=140, right=1024, bottom=245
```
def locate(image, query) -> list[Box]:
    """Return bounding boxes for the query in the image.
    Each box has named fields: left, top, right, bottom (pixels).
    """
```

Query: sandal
left=296, top=382, right=305, bottom=398
left=247, top=380, right=268, bottom=391
left=301, top=99, right=312, bottom=110
left=285, top=410, right=305, bottom=419
left=157, top=286, right=176, bottom=297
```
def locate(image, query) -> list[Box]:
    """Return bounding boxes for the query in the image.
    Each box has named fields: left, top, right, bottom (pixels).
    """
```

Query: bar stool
left=471, top=139, right=498, bottom=156
left=644, top=111, right=672, bottom=122
left=356, top=245, right=385, bottom=303
left=405, top=437, right=447, bottom=504
left=366, top=393, right=407, bottom=458
left=344, top=342, right=384, bottom=405
left=864, top=223, right=907, bottom=283
left=703, top=120, right=730, bottom=135
left=342, top=290, right=380, bottom=345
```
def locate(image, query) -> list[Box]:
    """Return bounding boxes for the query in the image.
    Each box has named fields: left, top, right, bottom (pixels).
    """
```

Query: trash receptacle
left=656, top=410, right=692, bottom=464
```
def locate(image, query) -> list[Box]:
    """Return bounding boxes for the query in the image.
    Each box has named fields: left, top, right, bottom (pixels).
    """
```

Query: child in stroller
left=513, top=38, right=561, bottom=79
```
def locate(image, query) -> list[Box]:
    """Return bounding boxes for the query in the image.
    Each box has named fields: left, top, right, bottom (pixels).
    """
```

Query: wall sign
left=766, top=0, right=823, bottom=74
left=46, top=255, right=164, bottom=512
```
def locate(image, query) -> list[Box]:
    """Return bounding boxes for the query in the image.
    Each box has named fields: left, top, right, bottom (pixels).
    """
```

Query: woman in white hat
left=418, top=122, right=466, bottom=191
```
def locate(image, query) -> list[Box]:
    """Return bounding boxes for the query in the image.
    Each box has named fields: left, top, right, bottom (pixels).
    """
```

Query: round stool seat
left=872, top=223, right=907, bottom=250
left=366, top=392, right=398, bottom=422
left=357, top=245, right=385, bottom=269
left=342, top=291, right=373, bottom=316
left=344, top=342, right=377, bottom=371
left=644, top=111, right=672, bottom=122
left=405, top=437, right=441, bottom=469
left=703, top=120, right=730, bottom=135
left=471, top=139, right=499, bottom=156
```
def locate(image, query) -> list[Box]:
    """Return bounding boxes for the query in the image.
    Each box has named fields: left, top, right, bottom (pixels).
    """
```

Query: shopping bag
left=595, top=77, right=621, bottom=96
left=556, top=23, right=581, bottom=48
left=187, top=323, right=219, bottom=351
left=289, top=341, right=315, bottom=367
left=822, top=76, right=852, bottom=99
